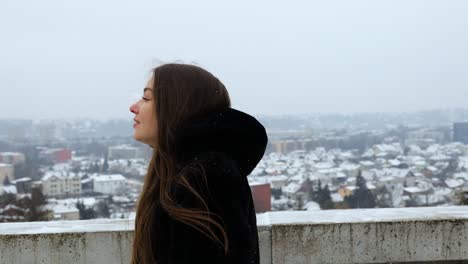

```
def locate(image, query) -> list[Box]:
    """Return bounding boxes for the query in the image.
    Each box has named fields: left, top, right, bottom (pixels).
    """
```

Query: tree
left=71, top=164, right=81, bottom=174
left=296, top=195, right=304, bottom=210
left=23, top=187, right=51, bottom=221
left=310, top=180, right=334, bottom=210
left=3, top=175, right=11, bottom=186
left=461, top=195, right=468, bottom=205
left=307, top=186, right=314, bottom=201
left=271, top=188, right=282, bottom=200
left=310, top=180, right=322, bottom=202
left=356, top=171, right=367, bottom=189
left=345, top=170, right=376, bottom=209
left=96, top=201, right=110, bottom=218
left=88, top=162, right=100, bottom=173
left=303, top=178, right=314, bottom=200
left=457, top=190, right=468, bottom=205
left=76, top=200, right=85, bottom=216
left=403, top=146, right=411, bottom=156
left=0, top=193, right=17, bottom=207
left=76, top=200, right=96, bottom=220
left=102, top=154, right=109, bottom=173
left=30, top=187, right=50, bottom=221
left=318, top=184, right=334, bottom=209
left=374, top=185, right=393, bottom=208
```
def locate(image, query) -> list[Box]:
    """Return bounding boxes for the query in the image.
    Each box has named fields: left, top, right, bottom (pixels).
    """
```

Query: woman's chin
left=133, top=132, right=142, bottom=142
left=133, top=134, right=150, bottom=146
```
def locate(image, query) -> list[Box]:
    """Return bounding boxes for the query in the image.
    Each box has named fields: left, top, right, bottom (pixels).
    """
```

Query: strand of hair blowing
left=131, top=149, right=228, bottom=264
left=131, top=64, right=230, bottom=264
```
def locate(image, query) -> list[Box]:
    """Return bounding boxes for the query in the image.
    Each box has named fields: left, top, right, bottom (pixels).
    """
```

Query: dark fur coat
left=151, top=107, right=268, bottom=263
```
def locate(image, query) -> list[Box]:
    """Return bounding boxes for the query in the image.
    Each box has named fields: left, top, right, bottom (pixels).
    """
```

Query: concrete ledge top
left=1, top=206, right=467, bottom=235
left=257, top=205, right=468, bottom=226
left=0, top=218, right=135, bottom=235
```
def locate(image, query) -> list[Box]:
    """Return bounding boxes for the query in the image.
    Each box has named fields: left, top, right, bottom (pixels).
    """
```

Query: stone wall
left=1, top=206, right=467, bottom=264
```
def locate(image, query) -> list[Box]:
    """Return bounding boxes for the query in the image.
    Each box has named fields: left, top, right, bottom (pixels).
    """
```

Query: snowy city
left=1, top=110, right=468, bottom=223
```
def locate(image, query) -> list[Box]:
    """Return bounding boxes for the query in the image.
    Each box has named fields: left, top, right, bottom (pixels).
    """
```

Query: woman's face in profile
left=129, top=77, right=157, bottom=146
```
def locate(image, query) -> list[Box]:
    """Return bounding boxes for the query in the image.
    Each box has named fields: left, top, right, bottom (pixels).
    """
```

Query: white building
left=41, top=171, right=81, bottom=197
left=93, top=174, right=126, bottom=194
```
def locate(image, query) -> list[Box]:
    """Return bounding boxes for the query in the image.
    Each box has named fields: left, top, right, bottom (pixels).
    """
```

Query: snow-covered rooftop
left=42, top=171, right=81, bottom=181
left=445, top=178, right=465, bottom=189
left=93, top=174, right=126, bottom=182
left=11, top=177, right=31, bottom=183
left=303, top=201, right=320, bottom=211
left=2, top=185, right=17, bottom=194
left=283, top=182, right=302, bottom=194
left=48, top=204, right=79, bottom=214
left=404, top=187, right=426, bottom=193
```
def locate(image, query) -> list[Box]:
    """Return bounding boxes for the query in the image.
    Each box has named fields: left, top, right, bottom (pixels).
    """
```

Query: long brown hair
left=131, top=63, right=232, bottom=264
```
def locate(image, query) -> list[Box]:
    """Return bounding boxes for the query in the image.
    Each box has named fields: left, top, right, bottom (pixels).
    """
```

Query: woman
left=129, top=63, right=268, bottom=264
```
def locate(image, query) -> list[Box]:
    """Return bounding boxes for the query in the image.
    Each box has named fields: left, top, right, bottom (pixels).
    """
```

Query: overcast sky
left=1, top=0, right=467, bottom=120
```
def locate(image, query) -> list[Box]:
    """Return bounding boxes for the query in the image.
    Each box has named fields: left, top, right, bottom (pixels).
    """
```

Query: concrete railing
left=1, top=206, right=468, bottom=264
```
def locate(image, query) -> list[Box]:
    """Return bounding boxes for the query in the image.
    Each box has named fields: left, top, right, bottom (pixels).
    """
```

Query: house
left=250, top=182, right=271, bottom=213
left=41, top=171, right=81, bottom=197
left=338, top=186, right=357, bottom=198
left=0, top=204, right=27, bottom=222
left=93, top=174, right=126, bottom=195
left=48, top=203, right=80, bottom=221
left=403, top=185, right=434, bottom=206
left=404, top=171, right=418, bottom=187
left=444, top=178, right=465, bottom=190
left=39, top=148, right=72, bottom=163
left=11, top=177, right=32, bottom=194
left=282, top=182, right=304, bottom=202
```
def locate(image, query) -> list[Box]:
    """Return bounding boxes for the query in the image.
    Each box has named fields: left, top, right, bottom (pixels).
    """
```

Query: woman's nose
left=129, top=102, right=138, bottom=114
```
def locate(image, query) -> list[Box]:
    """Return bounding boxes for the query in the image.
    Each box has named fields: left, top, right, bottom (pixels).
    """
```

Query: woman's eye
left=142, top=97, right=149, bottom=101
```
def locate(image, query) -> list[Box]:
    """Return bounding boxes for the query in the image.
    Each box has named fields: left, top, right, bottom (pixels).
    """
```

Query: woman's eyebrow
left=143, top=87, right=153, bottom=93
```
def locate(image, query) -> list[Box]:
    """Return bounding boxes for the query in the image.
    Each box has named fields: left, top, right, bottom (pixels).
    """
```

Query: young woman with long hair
left=129, top=63, right=268, bottom=263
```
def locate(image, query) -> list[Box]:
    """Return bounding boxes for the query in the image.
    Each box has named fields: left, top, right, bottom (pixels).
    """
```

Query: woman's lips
left=133, top=118, right=140, bottom=128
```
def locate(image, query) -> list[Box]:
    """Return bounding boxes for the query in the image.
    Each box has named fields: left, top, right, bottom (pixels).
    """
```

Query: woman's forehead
left=146, top=77, right=154, bottom=88
left=144, top=76, right=154, bottom=92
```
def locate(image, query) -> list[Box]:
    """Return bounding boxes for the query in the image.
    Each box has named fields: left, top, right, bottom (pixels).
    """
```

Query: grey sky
left=1, top=0, right=467, bottom=120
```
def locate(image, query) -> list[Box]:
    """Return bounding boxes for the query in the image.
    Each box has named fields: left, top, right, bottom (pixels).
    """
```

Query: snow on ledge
left=256, top=205, right=468, bottom=226
left=0, top=218, right=134, bottom=235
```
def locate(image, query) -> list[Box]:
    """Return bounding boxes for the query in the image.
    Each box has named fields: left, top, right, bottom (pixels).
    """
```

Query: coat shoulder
left=182, top=151, right=242, bottom=185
